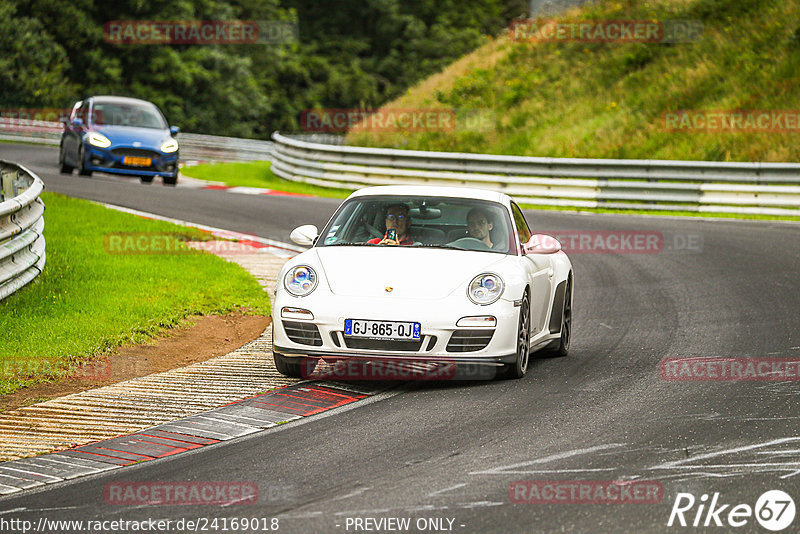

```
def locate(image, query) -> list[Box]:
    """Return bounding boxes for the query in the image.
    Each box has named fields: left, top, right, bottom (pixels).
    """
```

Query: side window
left=511, top=202, right=532, bottom=248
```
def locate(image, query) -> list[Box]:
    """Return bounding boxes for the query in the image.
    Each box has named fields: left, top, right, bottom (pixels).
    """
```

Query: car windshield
left=91, top=102, right=167, bottom=129
left=319, top=195, right=515, bottom=254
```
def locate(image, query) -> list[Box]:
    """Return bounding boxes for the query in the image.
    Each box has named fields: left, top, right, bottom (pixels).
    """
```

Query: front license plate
left=123, top=156, right=152, bottom=167
left=344, top=319, right=421, bottom=340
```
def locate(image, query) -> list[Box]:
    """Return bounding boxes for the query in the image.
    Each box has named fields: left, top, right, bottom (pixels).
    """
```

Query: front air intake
left=446, top=330, right=494, bottom=352
left=283, top=321, right=323, bottom=346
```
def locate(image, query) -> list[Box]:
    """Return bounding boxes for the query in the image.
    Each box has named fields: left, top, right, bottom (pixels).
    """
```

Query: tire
left=273, top=352, right=303, bottom=378
left=77, top=145, right=92, bottom=176
left=273, top=352, right=318, bottom=379
left=542, top=277, right=572, bottom=358
left=140, top=175, right=154, bottom=184
left=59, top=144, right=73, bottom=174
left=162, top=175, right=177, bottom=186
left=502, top=291, right=530, bottom=379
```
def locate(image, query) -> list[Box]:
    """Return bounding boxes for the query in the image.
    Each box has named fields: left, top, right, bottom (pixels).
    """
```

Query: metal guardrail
left=177, top=133, right=274, bottom=162
left=270, top=132, right=800, bottom=216
left=4, top=117, right=799, bottom=215
left=0, top=118, right=273, bottom=163
left=0, top=161, right=46, bottom=301
left=0, top=118, right=61, bottom=146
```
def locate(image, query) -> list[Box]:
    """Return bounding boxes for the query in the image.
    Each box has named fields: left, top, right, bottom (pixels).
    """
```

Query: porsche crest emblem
left=385, top=286, right=393, bottom=293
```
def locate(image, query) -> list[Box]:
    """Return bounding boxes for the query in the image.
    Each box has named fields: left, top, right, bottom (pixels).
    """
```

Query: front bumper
left=272, top=291, right=520, bottom=365
left=84, top=144, right=179, bottom=178
left=274, top=346, right=517, bottom=365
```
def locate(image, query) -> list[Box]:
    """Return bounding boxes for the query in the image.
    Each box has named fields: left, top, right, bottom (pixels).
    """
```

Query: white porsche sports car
left=272, top=185, right=573, bottom=380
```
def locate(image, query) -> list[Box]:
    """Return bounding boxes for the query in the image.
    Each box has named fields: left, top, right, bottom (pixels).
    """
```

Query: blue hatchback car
left=59, top=96, right=180, bottom=185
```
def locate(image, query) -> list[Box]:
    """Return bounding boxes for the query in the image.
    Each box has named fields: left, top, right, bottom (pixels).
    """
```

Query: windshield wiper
left=415, top=243, right=505, bottom=253
left=414, top=243, right=461, bottom=250
left=323, top=242, right=377, bottom=246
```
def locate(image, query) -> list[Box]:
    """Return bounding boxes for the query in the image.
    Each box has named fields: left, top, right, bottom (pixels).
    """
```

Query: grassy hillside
left=348, top=0, right=800, bottom=162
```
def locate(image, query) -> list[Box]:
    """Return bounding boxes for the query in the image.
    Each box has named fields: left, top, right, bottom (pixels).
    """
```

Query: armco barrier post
left=1, top=170, right=15, bottom=201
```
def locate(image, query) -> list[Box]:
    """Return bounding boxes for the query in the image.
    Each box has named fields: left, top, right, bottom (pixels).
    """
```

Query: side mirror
left=169, top=125, right=180, bottom=136
left=524, top=234, right=562, bottom=255
left=290, top=224, right=318, bottom=246
left=71, top=117, right=84, bottom=129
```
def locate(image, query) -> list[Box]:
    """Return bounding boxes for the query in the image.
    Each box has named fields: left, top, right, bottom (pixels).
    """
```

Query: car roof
left=348, top=185, right=511, bottom=205
left=89, top=96, right=158, bottom=107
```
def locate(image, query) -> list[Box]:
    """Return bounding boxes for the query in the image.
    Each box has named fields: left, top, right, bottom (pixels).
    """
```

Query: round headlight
left=284, top=265, right=318, bottom=296
left=468, top=273, right=504, bottom=305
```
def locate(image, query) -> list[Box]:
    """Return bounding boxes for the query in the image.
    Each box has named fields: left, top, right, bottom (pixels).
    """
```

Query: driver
left=467, top=207, right=494, bottom=248
left=368, top=203, right=414, bottom=246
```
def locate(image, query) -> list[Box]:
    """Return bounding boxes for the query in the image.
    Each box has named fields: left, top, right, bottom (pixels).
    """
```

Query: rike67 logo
left=668, top=490, right=795, bottom=531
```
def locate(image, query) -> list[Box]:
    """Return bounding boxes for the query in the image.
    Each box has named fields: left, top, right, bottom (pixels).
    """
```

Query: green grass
left=348, top=0, right=800, bottom=163
left=181, top=161, right=353, bottom=198
left=0, top=192, right=269, bottom=395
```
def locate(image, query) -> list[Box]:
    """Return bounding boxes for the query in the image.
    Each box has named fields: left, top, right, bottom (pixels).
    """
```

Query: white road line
left=457, top=501, right=504, bottom=509
left=331, top=487, right=372, bottom=501
left=1, top=506, right=82, bottom=512
left=650, top=437, right=800, bottom=469
left=657, top=462, right=800, bottom=470
left=655, top=472, right=740, bottom=483
left=0, top=466, right=62, bottom=483
left=469, top=443, right=626, bottom=475
left=427, top=483, right=468, bottom=497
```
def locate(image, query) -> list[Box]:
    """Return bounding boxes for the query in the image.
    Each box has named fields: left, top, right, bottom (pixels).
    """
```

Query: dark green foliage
left=790, top=26, right=800, bottom=49
left=0, top=2, right=77, bottom=106
left=1, top=0, right=525, bottom=137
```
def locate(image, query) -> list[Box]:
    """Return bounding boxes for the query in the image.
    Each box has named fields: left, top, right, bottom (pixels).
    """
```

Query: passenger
left=368, top=204, right=414, bottom=246
left=466, top=207, right=495, bottom=248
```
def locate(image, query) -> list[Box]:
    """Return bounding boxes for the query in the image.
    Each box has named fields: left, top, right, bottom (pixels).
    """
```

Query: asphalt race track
left=2, top=142, right=800, bottom=533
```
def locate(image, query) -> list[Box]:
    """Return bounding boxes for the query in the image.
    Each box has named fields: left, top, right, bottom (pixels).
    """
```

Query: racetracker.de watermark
left=104, top=482, right=259, bottom=506
left=103, top=20, right=298, bottom=45
left=300, top=108, right=495, bottom=133
left=509, top=480, right=664, bottom=504
left=509, top=18, right=703, bottom=43
left=301, top=357, right=499, bottom=381
left=540, top=231, right=702, bottom=254
left=105, top=233, right=196, bottom=255
left=105, top=233, right=275, bottom=255
left=660, top=358, right=800, bottom=381
left=663, top=110, right=800, bottom=133
left=0, top=108, right=71, bottom=127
